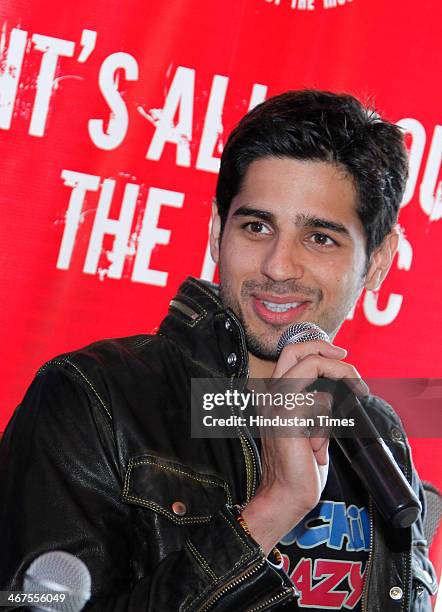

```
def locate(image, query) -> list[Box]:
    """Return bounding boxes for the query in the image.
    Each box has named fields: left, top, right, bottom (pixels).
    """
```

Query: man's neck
left=248, top=353, right=277, bottom=379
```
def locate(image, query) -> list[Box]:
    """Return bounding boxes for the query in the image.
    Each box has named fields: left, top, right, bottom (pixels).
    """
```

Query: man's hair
left=216, top=89, right=409, bottom=261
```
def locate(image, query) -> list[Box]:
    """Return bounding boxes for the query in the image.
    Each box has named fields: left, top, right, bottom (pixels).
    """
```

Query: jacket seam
left=61, top=358, right=113, bottom=422
left=184, top=293, right=212, bottom=315
left=185, top=539, right=219, bottom=582
left=187, top=553, right=263, bottom=611
left=125, top=456, right=233, bottom=505
left=171, top=293, right=208, bottom=322
left=168, top=310, right=204, bottom=329
left=187, top=278, right=223, bottom=308
left=37, top=359, right=115, bottom=440
left=122, top=495, right=212, bottom=524
left=169, top=302, right=207, bottom=328
left=221, top=507, right=256, bottom=553
left=132, top=335, right=155, bottom=350
left=156, top=333, right=228, bottom=377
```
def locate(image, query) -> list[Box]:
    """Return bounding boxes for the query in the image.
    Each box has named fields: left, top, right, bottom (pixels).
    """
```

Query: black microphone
left=276, top=322, right=422, bottom=529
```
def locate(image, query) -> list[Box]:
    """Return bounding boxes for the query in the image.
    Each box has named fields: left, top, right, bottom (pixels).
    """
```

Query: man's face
left=211, top=157, right=374, bottom=361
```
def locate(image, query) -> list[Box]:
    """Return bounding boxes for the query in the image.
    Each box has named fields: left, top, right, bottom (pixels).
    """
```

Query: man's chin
left=219, top=296, right=283, bottom=361
left=244, top=333, right=279, bottom=362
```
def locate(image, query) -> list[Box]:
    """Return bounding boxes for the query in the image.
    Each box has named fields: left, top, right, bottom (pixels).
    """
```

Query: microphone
left=23, top=551, right=91, bottom=611
left=276, top=322, right=422, bottom=529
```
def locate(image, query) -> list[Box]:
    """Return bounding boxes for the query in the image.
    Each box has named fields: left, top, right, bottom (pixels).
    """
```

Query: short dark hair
left=216, top=90, right=408, bottom=261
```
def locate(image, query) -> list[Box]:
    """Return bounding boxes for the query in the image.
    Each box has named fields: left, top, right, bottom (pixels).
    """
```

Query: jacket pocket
left=121, top=454, right=232, bottom=525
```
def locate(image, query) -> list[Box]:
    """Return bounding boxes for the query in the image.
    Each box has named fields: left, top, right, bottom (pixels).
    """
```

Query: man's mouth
left=251, top=294, right=311, bottom=325
left=260, top=300, right=302, bottom=313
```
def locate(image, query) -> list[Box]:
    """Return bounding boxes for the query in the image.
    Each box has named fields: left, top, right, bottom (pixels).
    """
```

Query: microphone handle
left=324, top=379, right=421, bottom=529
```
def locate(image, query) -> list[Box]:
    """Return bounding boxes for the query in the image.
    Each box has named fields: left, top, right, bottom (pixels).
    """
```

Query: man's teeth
left=261, top=300, right=301, bottom=313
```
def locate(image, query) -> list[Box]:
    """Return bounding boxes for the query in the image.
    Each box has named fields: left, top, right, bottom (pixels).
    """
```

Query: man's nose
left=260, top=235, right=304, bottom=282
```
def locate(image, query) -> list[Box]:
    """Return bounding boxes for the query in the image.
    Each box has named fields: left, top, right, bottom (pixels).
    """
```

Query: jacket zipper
left=226, top=308, right=261, bottom=503
left=196, top=558, right=294, bottom=612
left=229, top=376, right=259, bottom=501
left=361, top=497, right=374, bottom=612
left=197, top=558, right=265, bottom=611
left=241, top=435, right=258, bottom=500
left=247, top=585, right=296, bottom=611
left=402, top=446, right=413, bottom=611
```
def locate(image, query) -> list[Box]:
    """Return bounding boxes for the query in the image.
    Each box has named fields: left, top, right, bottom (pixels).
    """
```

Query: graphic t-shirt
left=254, top=438, right=371, bottom=610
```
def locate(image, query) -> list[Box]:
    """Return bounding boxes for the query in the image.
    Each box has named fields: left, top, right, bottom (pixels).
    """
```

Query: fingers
left=281, top=354, right=369, bottom=398
left=273, top=340, right=347, bottom=378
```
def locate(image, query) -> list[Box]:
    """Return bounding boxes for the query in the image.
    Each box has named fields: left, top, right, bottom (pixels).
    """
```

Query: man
left=0, top=90, right=437, bottom=610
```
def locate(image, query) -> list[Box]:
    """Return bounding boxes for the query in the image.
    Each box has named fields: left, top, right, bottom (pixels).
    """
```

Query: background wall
left=1, top=0, right=441, bottom=585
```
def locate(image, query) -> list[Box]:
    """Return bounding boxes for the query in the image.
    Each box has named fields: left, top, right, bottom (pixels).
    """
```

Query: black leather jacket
left=0, top=277, right=437, bottom=611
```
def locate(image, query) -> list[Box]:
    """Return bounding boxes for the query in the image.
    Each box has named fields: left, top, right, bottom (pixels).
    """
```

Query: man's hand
left=242, top=340, right=369, bottom=556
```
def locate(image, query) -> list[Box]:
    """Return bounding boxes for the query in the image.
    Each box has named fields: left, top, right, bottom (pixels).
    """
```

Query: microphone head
left=277, top=322, right=329, bottom=356
left=23, top=551, right=91, bottom=611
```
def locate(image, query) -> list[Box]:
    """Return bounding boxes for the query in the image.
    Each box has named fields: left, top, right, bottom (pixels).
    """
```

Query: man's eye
left=243, top=221, right=271, bottom=235
left=309, top=233, right=337, bottom=247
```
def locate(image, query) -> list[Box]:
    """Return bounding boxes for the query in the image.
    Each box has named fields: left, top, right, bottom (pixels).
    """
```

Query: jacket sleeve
left=409, top=460, right=439, bottom=611
left=0, top=364, right=295, bottom=611
left=378, top=397, right=439, bottom=611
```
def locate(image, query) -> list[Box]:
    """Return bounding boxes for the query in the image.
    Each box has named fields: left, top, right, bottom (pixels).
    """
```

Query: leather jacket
left=0, top=276, right=437, bottom=611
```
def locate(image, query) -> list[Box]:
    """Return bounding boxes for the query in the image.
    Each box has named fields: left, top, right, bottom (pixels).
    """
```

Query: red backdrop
left=1, top=0, right=441, bottom=583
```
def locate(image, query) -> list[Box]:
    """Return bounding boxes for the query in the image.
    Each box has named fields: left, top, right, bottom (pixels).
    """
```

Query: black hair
left=216, top=90, right=408, bottom=260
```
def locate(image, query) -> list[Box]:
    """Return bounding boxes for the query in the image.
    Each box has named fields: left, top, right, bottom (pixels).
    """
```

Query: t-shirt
left=254, top=438, right=371, bottom=610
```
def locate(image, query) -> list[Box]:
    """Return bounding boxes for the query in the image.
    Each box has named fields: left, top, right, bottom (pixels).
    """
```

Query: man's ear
left=364, top=225, right=400, bottom=291
left=209, top=199, right=222, bottom=265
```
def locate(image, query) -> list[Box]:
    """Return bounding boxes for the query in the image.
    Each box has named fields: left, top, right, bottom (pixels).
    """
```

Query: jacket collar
left=158, top=276, right=249, bottom=378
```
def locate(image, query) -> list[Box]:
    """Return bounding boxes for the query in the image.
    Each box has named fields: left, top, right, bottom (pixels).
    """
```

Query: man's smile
left=251, top=293, right=312, bottom=325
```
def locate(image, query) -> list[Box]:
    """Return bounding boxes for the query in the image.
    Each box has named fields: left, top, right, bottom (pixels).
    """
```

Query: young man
left=0, top=90, right=437, bottom=610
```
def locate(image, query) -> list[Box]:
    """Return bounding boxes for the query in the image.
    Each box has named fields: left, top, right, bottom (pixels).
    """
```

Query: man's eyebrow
left=295, top=213, right=351, bottom=237
left=232, top=207, right=350, bottom=237
left=231, top=206, right=276, bottom=223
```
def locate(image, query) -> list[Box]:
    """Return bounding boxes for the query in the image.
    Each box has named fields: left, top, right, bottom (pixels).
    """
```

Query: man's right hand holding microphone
left=242, top=335, right=369, bottom=556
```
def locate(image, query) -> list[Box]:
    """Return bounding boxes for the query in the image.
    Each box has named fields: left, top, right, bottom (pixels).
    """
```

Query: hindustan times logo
left=264, top=0, right=353, bottom=10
